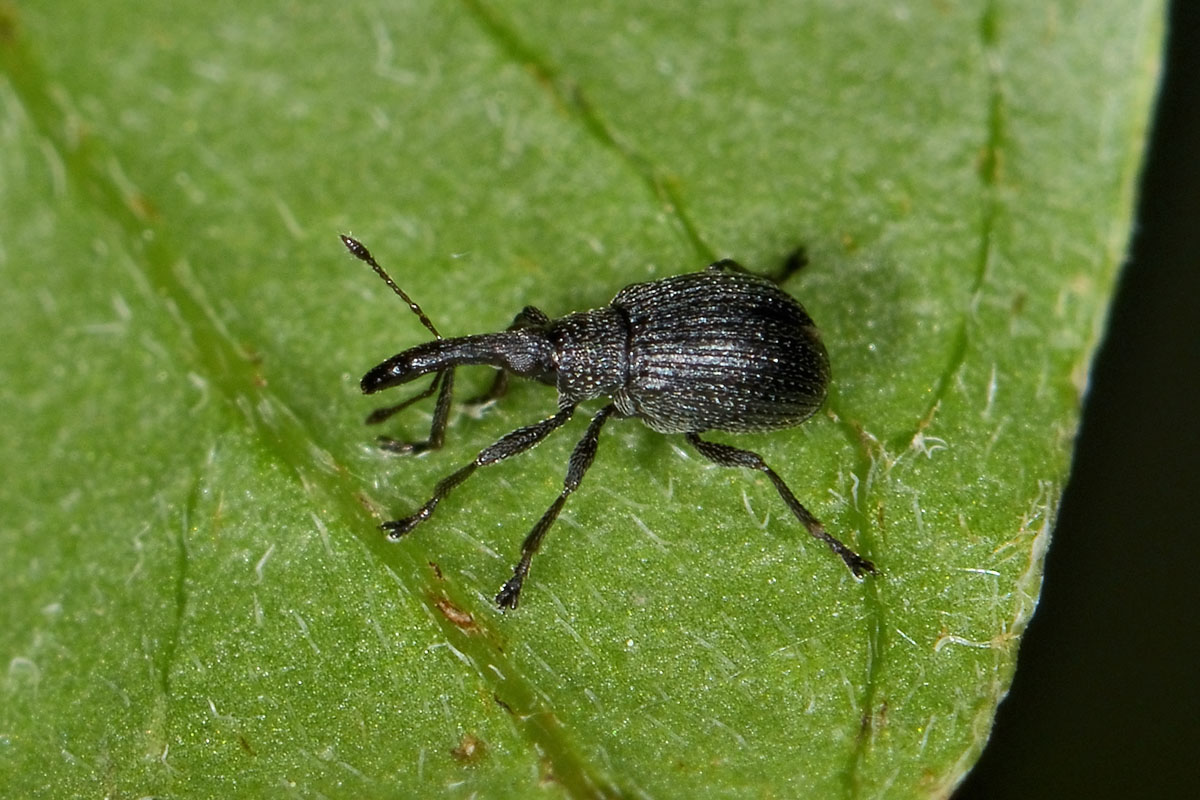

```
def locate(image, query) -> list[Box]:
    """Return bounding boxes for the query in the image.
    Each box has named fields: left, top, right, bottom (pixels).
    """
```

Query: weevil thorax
left=546, top=307, right=629, bottom=405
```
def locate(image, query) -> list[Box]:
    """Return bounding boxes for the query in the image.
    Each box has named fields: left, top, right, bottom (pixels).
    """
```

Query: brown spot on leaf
left=0, top=2, right=19, bottom=42
left=451, top=733, right=485, bottom=764
left=435, top=597, right=479, bottom=633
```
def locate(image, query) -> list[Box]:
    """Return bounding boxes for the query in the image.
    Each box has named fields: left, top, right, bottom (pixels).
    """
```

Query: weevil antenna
left=340, top=235, right=442, bottom=340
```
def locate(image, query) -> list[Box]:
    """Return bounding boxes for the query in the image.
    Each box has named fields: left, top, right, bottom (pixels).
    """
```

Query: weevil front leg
left=374, top=369, right=455, bottom=455
left=365, top=371, right=443, bottom=426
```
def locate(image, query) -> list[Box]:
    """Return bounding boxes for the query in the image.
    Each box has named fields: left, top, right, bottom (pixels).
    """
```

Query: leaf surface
left=0, top=1, right=1161, bottom=797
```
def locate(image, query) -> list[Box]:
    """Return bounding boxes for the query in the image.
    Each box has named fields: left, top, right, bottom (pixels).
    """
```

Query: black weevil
left=342, top=236, right=876, bottom=609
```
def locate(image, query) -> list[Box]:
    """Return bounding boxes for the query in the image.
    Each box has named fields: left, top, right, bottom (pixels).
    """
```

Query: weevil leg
left=376, top=369, right=455, bottom=455
left=706, top=258, right=747, bottom=273
left=463, top=306, right=550, bottom=409
left=367, top=370, right=441, bottom=426
left=495, top=404, right=616, bottom=610
left=685, top=433, right=876, bottom=577
left=462, top=369, right=509, bottom=409
left=774, top=247, right=810, bottom=284
left=706, top=248, right=809, bottom=286
left=382, top=404, right=578, bottom=539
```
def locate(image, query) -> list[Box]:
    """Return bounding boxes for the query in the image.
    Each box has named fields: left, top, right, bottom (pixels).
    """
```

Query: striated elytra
left=342, top=235, right=875, bottom=610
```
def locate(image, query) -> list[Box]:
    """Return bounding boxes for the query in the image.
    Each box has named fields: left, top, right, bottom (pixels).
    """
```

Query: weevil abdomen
left=612, top=271, right=830, bottom=434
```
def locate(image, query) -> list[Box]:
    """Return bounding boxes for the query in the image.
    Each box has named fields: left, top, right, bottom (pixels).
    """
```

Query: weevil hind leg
left=706, top=258, right=748, bottom=273
left=774, top=247, right=810, bottom=285
left=685, top=433, right=876, bottom=577
left=706, top=248, right=810, bottom=286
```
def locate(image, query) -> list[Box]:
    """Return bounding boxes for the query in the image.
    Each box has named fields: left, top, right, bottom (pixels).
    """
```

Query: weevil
left=342, top=236, right=875, bottom=609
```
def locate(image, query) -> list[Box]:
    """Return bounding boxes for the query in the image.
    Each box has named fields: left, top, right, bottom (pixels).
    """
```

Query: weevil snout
left=361, top=354, right=415, bottom=394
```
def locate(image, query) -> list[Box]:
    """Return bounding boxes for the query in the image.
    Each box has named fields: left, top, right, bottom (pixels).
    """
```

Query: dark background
left=957, top=2, right=1200, bottom=798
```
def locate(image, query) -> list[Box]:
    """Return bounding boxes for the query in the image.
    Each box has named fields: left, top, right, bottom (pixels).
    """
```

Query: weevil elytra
left=343, top=236, right=875, bottom=609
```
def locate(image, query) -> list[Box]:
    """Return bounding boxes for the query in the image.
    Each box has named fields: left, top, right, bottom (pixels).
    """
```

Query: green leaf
left=0, top=1, right=1161, bottom=796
